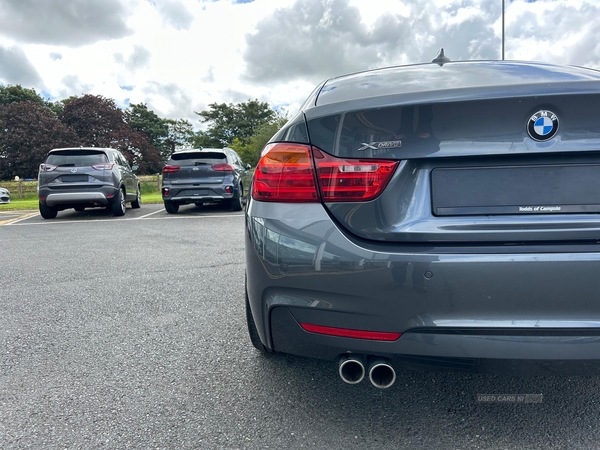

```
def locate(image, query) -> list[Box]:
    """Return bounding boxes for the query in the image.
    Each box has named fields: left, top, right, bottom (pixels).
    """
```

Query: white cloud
left=0, top=0, right=599, bottom=129
left=0, top=0, right=134, bottom=46
left=0, top=45, right=43, bottom=88
left=151, top=0, right=194, bottom=30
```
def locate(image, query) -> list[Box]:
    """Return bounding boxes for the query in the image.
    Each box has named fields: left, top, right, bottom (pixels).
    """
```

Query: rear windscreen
left=46, top=150, right=108, bottom=166
left=169, top=152, right=226, bottom=165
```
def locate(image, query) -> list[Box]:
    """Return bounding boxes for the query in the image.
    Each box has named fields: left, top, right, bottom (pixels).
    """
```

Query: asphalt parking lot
left=3, top=204, right=600, bottom=449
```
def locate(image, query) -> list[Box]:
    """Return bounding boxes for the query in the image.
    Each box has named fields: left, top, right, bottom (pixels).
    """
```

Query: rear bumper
left=162, top=184, right=235, bottom=204
left=39, top=186, right=118, bottom=207
left=272, top=307, right=600, bottom=374
left=272, top=306, right=600, bottom=360
left=246, top=201, right=600, bottom=373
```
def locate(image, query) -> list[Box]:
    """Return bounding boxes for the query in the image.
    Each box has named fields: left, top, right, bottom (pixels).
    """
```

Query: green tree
left=128, top=104, right=195, bottom=162
left=0, top=84, right=46, bottom=106
left=129, top=103, right=169, bottom=156
left=194, top=99, right=275, bottom=146
left=164, top=118, right=194, bottom=155
left=229, top=111, right=288, bottom=166
left=59, top=95, right=161, bottom=173
left=191, top=130, right=222, bottom=149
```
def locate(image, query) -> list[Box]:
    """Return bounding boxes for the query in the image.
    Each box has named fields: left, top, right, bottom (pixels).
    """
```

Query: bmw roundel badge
left=528, top=110, right=559, bottom=141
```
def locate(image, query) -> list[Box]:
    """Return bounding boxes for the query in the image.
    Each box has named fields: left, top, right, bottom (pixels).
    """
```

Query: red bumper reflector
left=300, top=323, right=401, bottom=341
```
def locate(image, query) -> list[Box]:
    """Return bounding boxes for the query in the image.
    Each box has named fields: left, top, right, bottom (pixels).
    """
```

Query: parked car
left=245, top=55, right=600, bottom=387
left=38, top=147, right=141, bottom=219
left=161, top=148, right=251, bottom=213
left=0, top=187, right=10, bottom=204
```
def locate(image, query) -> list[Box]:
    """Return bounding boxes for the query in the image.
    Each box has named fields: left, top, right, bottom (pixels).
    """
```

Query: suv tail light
left=252, top=143, right=398, bottom=202
left=40, top=164, right=57, bottom=172
left=92, top=163, right=114, bottom=170
left=212, top=163, right=234, bottom=172
left=162, top=165, right=180, bottom=173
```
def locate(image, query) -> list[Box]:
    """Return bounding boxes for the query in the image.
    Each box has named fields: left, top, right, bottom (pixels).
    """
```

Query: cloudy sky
left=0, top=0, right=599, bottom=128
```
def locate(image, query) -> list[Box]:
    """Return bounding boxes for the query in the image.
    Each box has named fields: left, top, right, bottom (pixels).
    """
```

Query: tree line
left=0, top=84, right=286, bottom=180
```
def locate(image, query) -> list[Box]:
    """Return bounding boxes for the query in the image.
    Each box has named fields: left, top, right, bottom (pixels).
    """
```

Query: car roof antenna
left=431, top=48, right=451, bottom=66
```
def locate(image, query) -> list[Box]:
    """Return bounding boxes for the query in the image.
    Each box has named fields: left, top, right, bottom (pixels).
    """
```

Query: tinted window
left=170, top=152, right=226, bottom=165
left=46, top=150, right=108, bottom=166
left=117, top=152, right=130, bottom=168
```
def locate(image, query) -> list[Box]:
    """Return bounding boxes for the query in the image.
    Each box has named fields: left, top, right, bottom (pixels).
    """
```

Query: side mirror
left=245, top=164, right=251, bottom=170
left=132, top=165, right=139, bottom=172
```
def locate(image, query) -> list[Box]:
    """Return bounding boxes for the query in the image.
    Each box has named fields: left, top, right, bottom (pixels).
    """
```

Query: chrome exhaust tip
left=368, top=360, right=396, bottom=389
left=338, top=355, right=366, bottom=384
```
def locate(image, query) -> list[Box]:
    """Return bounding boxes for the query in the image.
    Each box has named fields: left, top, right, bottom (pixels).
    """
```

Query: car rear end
left=245, top=61, right=600, bottom=381
left=0, top=187, right=9, bottom=204
left=162, top=149, right=238, bottom=211
left=38, top=148, right=119, bottom=211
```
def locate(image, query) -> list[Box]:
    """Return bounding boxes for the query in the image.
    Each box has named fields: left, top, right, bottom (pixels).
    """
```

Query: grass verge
left=0, top=192, right=163, bottom=211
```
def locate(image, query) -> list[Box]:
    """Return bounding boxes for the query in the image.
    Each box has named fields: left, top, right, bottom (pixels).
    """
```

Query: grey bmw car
left=245, top=57, right=600, bottom=387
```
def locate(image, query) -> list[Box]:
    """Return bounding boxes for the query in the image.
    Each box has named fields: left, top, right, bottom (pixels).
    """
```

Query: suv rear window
left=46, top=150, right=109, bottom=166
left=169, top=152, right=226, bottom=165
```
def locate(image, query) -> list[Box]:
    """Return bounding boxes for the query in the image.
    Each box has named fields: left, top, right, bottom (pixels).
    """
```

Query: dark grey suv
left=161, top=148, right=250, bottom=213
left=245, top=59, right=600, bottom=386
left=38, top=147, right=141, bottom=219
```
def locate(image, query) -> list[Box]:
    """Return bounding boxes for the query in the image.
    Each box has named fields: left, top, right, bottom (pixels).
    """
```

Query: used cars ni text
left=245, top=56, right=600, bottom=387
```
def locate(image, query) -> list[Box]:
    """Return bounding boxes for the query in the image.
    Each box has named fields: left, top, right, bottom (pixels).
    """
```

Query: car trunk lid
left=163, top=152, right=229, bottom=185
left=40, top=149, right=112, bottom=185
left=306, top=92, right=600, bottom=244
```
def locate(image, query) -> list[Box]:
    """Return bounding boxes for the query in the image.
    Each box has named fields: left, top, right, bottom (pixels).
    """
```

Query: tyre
left=164, top=200, right=179, bottom=214
left=74, top=206, right=85, bottom=212
left=230, top=183, right=243, bottom=211
left=131, top=185, right=141, bottom=209
left=111, top=188, right=126, bottom=216
left=39, top=202, right=58, bottom=219
left=246, top=286, right=270, bottom=354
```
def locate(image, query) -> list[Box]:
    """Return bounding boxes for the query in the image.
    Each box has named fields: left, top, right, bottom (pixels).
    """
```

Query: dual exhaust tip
left=338, top=355, right=396, bottom=389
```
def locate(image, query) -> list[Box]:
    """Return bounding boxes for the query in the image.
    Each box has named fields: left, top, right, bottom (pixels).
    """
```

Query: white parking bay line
left=8, top=213, right=244, bottom=226
left=137, top=209, right=165, bottom=219
left=1, top=211, right=38, bottom=225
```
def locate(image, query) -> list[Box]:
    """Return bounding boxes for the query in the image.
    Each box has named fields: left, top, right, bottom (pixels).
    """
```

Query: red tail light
left=252, top=143, right=319, bottom=202
left=212, top=163, right=234, bottom=172
left=92, top=163, right=114, bottom=170
left=313, top=149, right=398, bottom=202
left=300, top=323, right=401, bottom=341
left=40, top=164, right=57, bottom=172
left=252, top=143, right=398, bottom=202
left=162, top=165, right=180, bottom=173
